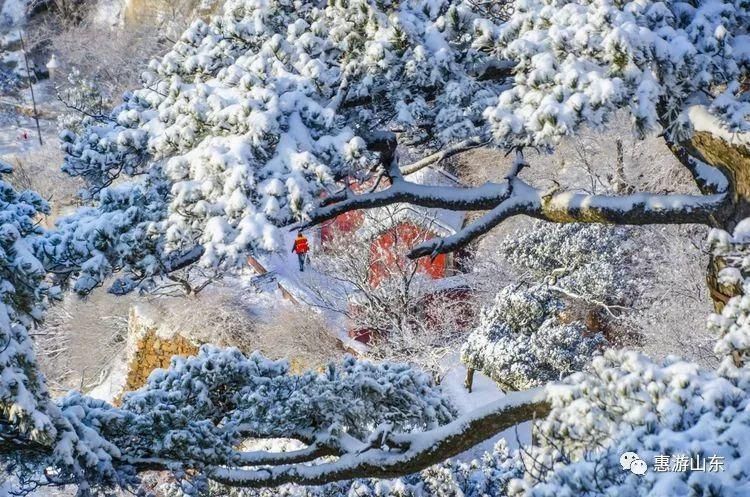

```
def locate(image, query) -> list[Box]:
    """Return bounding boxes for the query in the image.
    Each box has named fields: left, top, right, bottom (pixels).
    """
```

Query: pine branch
left=400, top=135, right=490, bottom=176
left=307, top=166, right=729, bottom=260
left=205, top=388, right=549, bottom=487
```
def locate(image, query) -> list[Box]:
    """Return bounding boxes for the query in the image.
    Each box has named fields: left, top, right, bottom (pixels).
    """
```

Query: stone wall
left=122, top=330, right=199, bottom=393
left=116, top=306, right=199, bottom=401
left=114, top=300, right=350, bottom=401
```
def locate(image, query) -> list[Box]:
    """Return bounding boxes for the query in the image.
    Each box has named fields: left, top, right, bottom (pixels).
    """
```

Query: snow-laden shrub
left=55, top=69, right=109, bottom=135
left=510, top=349, right=750, bottom=497
left=461, top=287, right=606, bottom=390
left=119, top=347, right=456, bottom=443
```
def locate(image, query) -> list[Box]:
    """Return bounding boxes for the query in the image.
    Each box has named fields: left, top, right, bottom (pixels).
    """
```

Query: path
left=241, top=227, right=368, bottom=354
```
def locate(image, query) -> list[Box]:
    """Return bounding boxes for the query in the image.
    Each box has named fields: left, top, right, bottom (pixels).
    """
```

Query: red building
left=319, top=166, right=469, bottom=343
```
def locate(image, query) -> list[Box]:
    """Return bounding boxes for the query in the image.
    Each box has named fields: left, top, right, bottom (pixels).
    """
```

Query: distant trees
left=498, top=223, right=644, bottom=312
left=26, top=0, right=186, bottom=101
left=461, top=221, right=644, bottom=391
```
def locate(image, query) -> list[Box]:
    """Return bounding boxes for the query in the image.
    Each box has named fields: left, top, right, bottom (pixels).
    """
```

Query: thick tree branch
left=307, top=129, right=730, bottom=258
left=408, top=178, right=728, bottom=258
left=409, top=154, right=531, bottom=258
left=409, top=194, right=531, bottom=258
left=206, top=388, right=550, bottom=487
left=302, top=180, right=511, bottom=229
left=665, top=139, right=730, bottom=195
left=535, top=189, right=728, bottom=225
left=312, top=168, right=728, bottom=259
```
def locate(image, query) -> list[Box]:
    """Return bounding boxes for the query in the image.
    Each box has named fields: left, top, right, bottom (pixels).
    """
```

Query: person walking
left=291, top=231, right=310, bottom=272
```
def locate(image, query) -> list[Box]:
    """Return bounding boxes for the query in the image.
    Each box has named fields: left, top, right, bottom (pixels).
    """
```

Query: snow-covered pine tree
left=461, top=221, right=650, bottom=391
left=0, top=160, right=55, bottom=444
left=499, top=222, right=642, bottom=308
left=4, top=342, right=461, bottom=494
left=54, top=0, right=507, bottom=294
left=55, top=69, right=110, bottom=135
left=52, top=0, right=750, bottom=306
left=0, top=162, right=145, bottom=495
left=461, top=286, right=606, bottom=390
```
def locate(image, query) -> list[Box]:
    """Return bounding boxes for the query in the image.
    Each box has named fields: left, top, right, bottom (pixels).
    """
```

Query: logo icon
left=630, top=458, right=648, bottom=475
left=620, top=452, right=647, bottom=476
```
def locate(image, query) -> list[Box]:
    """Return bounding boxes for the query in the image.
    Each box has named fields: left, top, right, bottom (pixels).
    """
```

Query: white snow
left=1, top=0, right=27, bottom=27
left=440, top=355, right=530, bottom=459
left=87, top=353, right=128, bottom=402
left=688, top=104, right=750, bottom=148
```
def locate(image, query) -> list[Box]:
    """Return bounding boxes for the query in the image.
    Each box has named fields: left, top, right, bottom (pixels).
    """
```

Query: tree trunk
left=685, top=130, right=750, bottom=230
left=464, top=367, right=475, bottom=392
left=681, top=130, right=750, bottom=312
left=706, top=254, right=743, bottom=313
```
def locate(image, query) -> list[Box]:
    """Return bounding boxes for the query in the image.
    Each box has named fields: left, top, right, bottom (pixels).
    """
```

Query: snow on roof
left=358, top=166, right=466, bottom=238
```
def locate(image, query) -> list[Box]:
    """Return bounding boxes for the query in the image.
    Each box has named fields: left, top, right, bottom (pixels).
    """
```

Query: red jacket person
left=292, top=232, right=309, bottom=271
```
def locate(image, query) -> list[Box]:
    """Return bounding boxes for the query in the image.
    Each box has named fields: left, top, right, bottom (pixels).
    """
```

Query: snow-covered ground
left=1, top=0, right=60, bottom=158
left=440, top=353, right=529, bottom=460
left=242, top=227, right=370, bottom=354
left=0, top=77, right=60, bottom=157
left=1, top=0, right=26, bottom=27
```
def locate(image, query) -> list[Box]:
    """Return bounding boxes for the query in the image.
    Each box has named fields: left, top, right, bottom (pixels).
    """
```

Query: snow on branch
left=408, top=194, right=532, bottom=258
left=205, top=388, right=549, bottom=487
left=303, top=180, right=512, bottom=229
left=536, top=189, right=729, bottom=225
left=664, top=137, right=731, bottom=195
left=309, top=171, right=729, bottom=259
left=2, top=343, right=549, bottom=491
left=400, top=135, right=491, bottom=176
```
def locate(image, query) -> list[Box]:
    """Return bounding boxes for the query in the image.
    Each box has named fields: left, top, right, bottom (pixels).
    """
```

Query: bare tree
left=308, top=206, right=475, bottom=381
left=26, top=13, right=172, bottom=104
left=34, top=288, right=135, bottom=395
